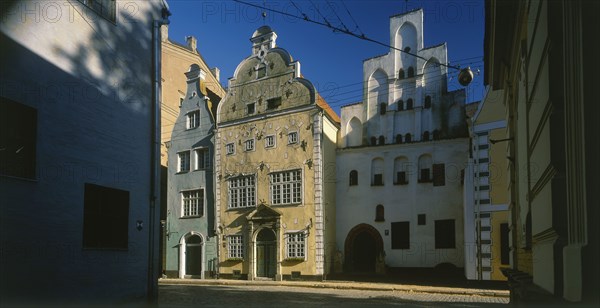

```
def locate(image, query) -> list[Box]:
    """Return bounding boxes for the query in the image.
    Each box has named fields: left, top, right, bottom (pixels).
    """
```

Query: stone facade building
left=215, top=26, right=339, bottom=280
left=336, top=9, right=469, bottom=272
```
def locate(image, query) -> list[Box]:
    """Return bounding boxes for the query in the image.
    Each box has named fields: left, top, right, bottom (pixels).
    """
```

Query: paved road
left=159, top=284, right=509, bottom=307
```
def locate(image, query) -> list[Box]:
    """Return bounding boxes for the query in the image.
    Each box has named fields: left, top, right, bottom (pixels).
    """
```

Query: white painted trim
left=473, top=120, right=506, bottom=132
left=179, top=232, right=206, bottom=279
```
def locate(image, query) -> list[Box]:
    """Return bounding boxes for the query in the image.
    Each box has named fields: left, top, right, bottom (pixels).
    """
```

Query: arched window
left=407, top=66, right=415, bottom=78
left=349, top=170, right=358, bottom=186
left=398, top=69, right=405, bottom=79
left=395, top=134, right=403, bottom=144
left=379, top=103, right=387, bottom=115
left=371, top=158, right=384, bottom=186
left=397, top=99, right=404, bottom=111
left=375, top=204, right=385, bottom=222
left=424, top=96, right=432, bottom=109
left=423, top=131, right=430, bottom=141
left=346, top=117, right=362, bottom=147
left=432, top=129, right=440, bottom=140
left=405, top=133, right=412, bottom=143
left=378, top=136, right=385, bottom=146
left=370, top=137, right=377, bottom=146
left=418, top=154, right=433, bottom=182
left=406, top=99, right=413, bottom=110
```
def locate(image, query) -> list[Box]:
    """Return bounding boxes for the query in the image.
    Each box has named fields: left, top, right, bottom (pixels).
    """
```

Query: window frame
left=227, top=174, right=256, bottom=209
left=244, top=138, right=255, bottom=152
left=287, top=131, right=298, bottom=145
left=193, top=147, right=210, bottom=170
left=227, top=235, right=244, bottom=259
left=265, top=135, right=276, bottom=148
left=269, top=169, right=303, bottom=206
left=434, top=219, right=456, bottom=249
left=181, top=189, right=204, bottom=218
left=285, top=231, right=307, bottom=260
left=225, top=143, right=235, bottom=155
left=186, top=110, right=200, bottom=130
left=0, top=97, right=37, bottom=179
left=349, top=170, right=358, bottom=186
left=177, top=151, right=191, bottom=173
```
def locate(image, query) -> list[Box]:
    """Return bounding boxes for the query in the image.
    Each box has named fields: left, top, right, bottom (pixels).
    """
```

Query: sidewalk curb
left=159, top=278, right=510, bottom=298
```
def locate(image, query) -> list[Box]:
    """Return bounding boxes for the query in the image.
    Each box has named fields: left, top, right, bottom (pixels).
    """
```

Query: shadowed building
left=1, top=0, right=169, bottom=304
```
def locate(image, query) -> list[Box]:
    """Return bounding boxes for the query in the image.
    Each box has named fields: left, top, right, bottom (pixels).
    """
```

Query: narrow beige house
left=215, top=26, right=339, bottom=281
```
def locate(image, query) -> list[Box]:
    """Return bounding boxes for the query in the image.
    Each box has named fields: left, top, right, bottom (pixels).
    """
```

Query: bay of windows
left=270, top=169, right=302, bottom=205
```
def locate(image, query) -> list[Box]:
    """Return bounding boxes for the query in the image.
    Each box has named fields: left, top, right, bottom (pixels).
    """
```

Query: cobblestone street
left=159, top=284, right=509, bottom=307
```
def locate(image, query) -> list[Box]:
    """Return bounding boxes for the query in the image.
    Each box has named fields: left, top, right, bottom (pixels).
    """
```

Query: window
left=228, top=175, right=256, bottom=208
left=422, top=131, right=430, bottom=141
left=418, top=155, right=432, bottom=183
left=424, top=96, right=432, bottom=108
left=287, top=131, right=298, bottom=145
left=247, top=103, right=256, bottom=115
left=391, top=221, right=409, bottom=249
left=432, top=129, right=440, bottom=140
left=371, top=158, right=384, bottom=186
left=181, top=189, right=203, bottom=217
left=405, top=133, right=412, bottom=143
left=267, top=97, right=282, bottom=110
left=286, top=232, right=306, bottom=259
left=395, top=134, right=403, bottom=144
left=435, top=219, right=456, bottom=248
left=406, top=98, right=413, bottom=109
left=194, top=148, right=210, bottom=170
left=432, top=163, right=446, bottom=186
left=417, top=214, right=426, bottom=225
left=373, top=174, right=383, bottom=186
left=270, top=169, right=302, bottom=205
left=0, top=97, right=37, bottom=179
left=349, top=170, right=358, bottom=186
left=186, top=110, right=200, bottom=129
left=397, top=100, right=404, bottom=111
left=227, top=235, right=243, bottom=259
left=82, top=183, right=129, bottom=249
left=178, top=151, right=191, bottom=172
left=378, top=136, right=385, bottom=145
left=265, top=135, right=276, bottom=148
left=256, top=64, right=266, bottom=79
left=78, top=0, right=116, bottom=22
left=407, top=66, right=415, bottom=78
left=398, top=69, right=405, bottom=79
left=245, top=139, right=255, bottom=151
left=226, top=143, right=235, bottom=155
left=375, top=204, right=385, bottom=222
left=500, top=223, right=510, bottom=265
left=394, top=157, right=408, bottom=185
left=379, top=103, right=387, bottom=115
left=370, top=137, right=377, bottom=146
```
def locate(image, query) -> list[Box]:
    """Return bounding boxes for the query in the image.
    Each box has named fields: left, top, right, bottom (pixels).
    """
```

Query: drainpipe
left=149, top=3, right=170, bottom=303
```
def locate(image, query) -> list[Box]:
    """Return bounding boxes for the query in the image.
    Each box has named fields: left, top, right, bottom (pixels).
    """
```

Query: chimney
left=210, top=67, right=220, bottom=83
left=185, top=36, right=197, bottom=52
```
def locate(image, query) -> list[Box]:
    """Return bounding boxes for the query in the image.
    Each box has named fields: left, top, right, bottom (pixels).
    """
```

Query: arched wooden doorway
left=179, top=232, right=204, bottom=278
left=256, top=228, right=276, bottom=278
left=344, top=224, right=384, bottom=273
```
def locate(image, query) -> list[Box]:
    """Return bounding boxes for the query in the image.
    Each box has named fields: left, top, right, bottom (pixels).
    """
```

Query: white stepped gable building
left=336, top=8, right=470, bottom=272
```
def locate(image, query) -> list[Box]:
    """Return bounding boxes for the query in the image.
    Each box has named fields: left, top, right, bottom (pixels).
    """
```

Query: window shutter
left=432, top=163, right=445, bottom=186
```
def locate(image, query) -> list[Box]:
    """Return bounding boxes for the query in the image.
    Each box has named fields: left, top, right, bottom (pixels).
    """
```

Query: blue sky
left=166, top=0, right=485, bottom=114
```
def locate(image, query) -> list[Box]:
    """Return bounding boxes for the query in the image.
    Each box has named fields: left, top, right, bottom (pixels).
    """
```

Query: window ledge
left=418, top=179, right=433, bottom=183
left=180, top=215, right=203, bottom=219
left=176, top=171, right=190, bottom=174
left=371, top=184, right=384, bottom=187
left=284, top=257, right=306, bottom=262
left=393, top=182, right=409, bottom=185
left=226, top=258, right=244, bottom=262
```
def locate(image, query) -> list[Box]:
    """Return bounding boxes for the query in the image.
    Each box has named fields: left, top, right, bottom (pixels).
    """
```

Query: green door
left=256, top=229, right=276, bottom=278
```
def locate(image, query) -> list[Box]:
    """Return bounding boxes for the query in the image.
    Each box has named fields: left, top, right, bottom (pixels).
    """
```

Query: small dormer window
left=186, top=110, right=200, bottom=129
left=257, top=64, right=266, bottom=79
left=267, top=97, right=281, bottom=110
left=247, top=103, right=256, bottom=115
